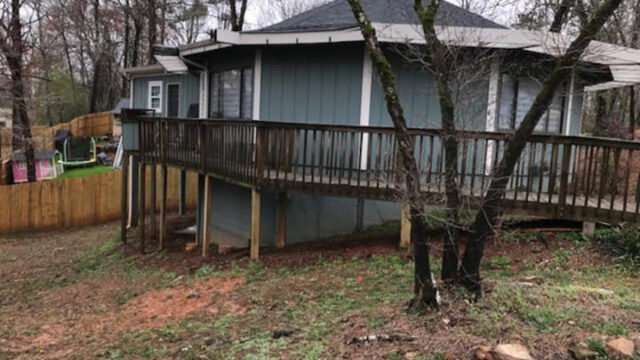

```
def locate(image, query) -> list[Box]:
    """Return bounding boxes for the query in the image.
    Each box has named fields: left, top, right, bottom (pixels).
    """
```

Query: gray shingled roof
left=256, top=0, right=506, bottom=33
left=11, top=150, right=57, bottom=162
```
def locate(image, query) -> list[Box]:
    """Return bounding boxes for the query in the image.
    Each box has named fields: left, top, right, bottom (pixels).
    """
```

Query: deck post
left=355, top=197, right=365, bottom=233
left=179, top=169, right=186, bottom=215
left=582, top=221, right=596, bottom=239
left=196, top=174, right=205, bottom=244
left=251, top=188, right=261, bottom=260
left=150, top=163, right=157, bottom=243
left=202, top=176, right=211, bottom=257
left=159, top=164, right=168, bottom=250
left=120, top=154, right=129, bottom=243
left=138, top=162, right=146, bottom=253
left=129, top=155, right=139, bottom=226
left=400, top=203, right=411, bottom=248
left=276, top=192, right=287, bottom=249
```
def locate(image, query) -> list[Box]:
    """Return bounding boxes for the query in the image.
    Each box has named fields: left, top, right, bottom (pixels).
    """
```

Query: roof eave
left=123, top=64, right=165, bottom=76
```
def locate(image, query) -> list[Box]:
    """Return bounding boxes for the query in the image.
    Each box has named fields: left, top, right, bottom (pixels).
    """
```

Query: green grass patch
left=58, top=165, right=113, bottom=179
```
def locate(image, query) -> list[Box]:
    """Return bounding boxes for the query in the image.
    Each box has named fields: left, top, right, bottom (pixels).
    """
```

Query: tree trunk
left=122, top=0, right=131, bottom=95
left=459, top=0, right=624, bottom=293
left=550, top=0, right=575, bottom=32
left=228, top=0, right=248, bottom=31
left=414, top=0, right=461, bottom=285
left=3, top=0, right=36, bottom=182
left=147, top=0, right=157, bottom=62
left=347, top=0, right=439, bottom=310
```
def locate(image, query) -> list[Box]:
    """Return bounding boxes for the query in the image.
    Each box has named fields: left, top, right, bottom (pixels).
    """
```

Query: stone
left=568, top=342, right=600, bottom=360
left=474, top=345, right=495, bottom=360
left=607, top=338, right=634, bottom=358
left=492, top=344, right=536, bottom=360
left=404, top=352, right=418, bottom=360
left=187, top=290, right=199, bottom=299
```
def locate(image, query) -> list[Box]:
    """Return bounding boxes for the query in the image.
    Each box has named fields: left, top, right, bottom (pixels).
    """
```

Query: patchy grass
left=58, top=164, right=112, bottom=179
left=0, top=224, right=639, bottom=359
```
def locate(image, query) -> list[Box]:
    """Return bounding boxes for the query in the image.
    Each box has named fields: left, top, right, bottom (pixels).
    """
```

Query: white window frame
left=148, top=81, right=163, bottom=114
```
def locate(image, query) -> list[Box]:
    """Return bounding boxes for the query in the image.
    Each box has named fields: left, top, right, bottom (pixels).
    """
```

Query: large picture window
left=208, top=68, right=253, bottom=119
left=498, top=75, right=566, bottom=133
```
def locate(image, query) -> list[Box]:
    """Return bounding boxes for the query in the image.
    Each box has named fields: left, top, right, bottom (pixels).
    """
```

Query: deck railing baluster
left=127, top=115, right=640, bottom=223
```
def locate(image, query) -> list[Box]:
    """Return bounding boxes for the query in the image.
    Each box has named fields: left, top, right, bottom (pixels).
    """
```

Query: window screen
left=498, top=75, right=565, bottom=133
left=208, top=68, right=253, bottom=119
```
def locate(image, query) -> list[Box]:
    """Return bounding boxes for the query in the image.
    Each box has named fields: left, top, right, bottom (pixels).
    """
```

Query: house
left=11, top=150, right=64, bottom=183
left=122, top=0, right=640, bottom=256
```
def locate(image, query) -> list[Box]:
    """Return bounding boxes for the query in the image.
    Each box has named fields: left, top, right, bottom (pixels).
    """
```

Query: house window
left=148, top=81, right=163, bottom=113
left=17, top=161, right=26, bottom=170
left=498, top=75, right=565, bottom=133
left=208, top=68, right=253, bottom=119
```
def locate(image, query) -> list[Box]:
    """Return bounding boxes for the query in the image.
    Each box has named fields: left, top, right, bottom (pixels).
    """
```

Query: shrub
left=594, top=224, right=640, bottom=268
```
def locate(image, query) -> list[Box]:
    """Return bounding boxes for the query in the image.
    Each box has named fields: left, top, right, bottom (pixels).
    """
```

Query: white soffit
left=154, top=55, right=188, bottom=73
left=584, top=81, right=635, bottom=92
left=178, top=24, right=640, bottom=86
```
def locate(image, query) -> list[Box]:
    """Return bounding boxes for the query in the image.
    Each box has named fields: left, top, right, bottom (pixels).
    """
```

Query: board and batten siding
left=369, top=54, right=489, bottom=130
left=259, top=43, right=364, bottom=125
left=132, top=73, right=200, bottom=118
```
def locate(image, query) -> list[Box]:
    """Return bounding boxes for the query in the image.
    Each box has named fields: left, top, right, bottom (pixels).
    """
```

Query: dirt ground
left=0, top=222, right=638, bottom=360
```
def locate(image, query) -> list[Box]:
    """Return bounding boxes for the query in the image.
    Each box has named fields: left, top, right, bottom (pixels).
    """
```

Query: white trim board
left=359, top=48, right=373, bottom=170
left=484, top=56, right=501, bottom=176
left=252, top=49, right=262, bottom=120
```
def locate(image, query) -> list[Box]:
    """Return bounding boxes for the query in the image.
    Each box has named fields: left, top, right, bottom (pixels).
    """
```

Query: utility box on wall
left=121, top=109, right=153, bottom=151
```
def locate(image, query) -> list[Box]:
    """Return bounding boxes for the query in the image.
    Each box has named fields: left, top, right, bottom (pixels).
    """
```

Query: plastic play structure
left=59, top=137, right=97, bottom=167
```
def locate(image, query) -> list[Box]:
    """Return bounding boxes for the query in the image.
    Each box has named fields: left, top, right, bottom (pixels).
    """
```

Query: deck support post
left=251, top=188, right=261, bottom=260
left=196, top=174, right=205, bottom=244
left=202, top=176, right=212, bottom=257
left=120, top=154, right=129, bottom=243
left=138, top=162, right=146, bottom=253
left=276, top=192, right=287, bottom=249
left=159, top=165, right=168, bottom=250
left=179, top=169, right=186, bottom=215
left=129, top=156, right=139, bottom=226
left=582, top=221, right=596, bottom=239
left=150, top=163, right=157, bottom=244
left=355, top=197, right=365, bottom=233
left=400, top=203, right=411, bottom=249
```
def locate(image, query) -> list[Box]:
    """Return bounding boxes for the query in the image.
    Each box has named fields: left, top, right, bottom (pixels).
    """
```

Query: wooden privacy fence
left=0, top=168, right=197, bottom=234
left=0, top=111, right=114, bottom=158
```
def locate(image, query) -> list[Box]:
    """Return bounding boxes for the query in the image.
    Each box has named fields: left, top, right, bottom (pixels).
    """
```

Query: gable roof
left=11, top=150, right=57, bottom=162
left=256, top=0, right=506, bottom=33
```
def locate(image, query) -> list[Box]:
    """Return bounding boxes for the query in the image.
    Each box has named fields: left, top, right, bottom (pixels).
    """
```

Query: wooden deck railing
left=133, top=115, right=640, bottom=223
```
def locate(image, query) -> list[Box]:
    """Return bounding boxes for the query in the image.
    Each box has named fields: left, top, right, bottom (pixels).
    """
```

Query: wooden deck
left=130, top=115, right=640, bottom=225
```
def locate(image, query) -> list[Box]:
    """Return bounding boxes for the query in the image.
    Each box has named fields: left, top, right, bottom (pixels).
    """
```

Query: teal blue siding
left=207, top=180, right=277, bottom=248
left=206, top=184, right=401, bottom=248
left=369, top=55, right=489, bottom=130
left=260, top=44, right=363, bottom=124
left=132, top=73, right=200, bottom=117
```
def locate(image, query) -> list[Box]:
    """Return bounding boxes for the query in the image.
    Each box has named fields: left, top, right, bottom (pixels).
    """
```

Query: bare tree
left=347, top=0, right=440, bottom=310
left=459, top=0, right=624, bottom=293
left=0, top=0, right=36, bottom=182
left=414, top=0, right=462, bottom=285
